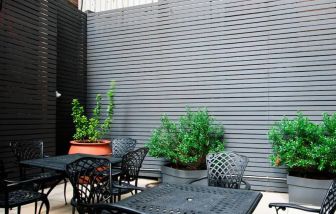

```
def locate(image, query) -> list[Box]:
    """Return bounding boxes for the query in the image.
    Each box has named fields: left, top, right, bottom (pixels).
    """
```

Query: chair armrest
left=91, top=203, right=146, bottom=214
left=4, top=176, right=49, bottom=189
left=113, top=183, right=146, bottom=192
left=145, top=182, right=160, bottom=188
left=111, top=166, right=121, bottom=169
left=241, top=179, right=251, bottom=190
left=5, top=170, right=62, bottom=186
left=111, top=169, right=121, bottom=177
left=269, top=203, right=320, bottom=213
left=188, top=176, right=207, bottom=184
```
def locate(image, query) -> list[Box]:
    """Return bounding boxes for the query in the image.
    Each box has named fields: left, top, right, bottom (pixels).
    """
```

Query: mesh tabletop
left=21, top=154, right=122, bottom=171
left=116, top=183, right=262, bottom=214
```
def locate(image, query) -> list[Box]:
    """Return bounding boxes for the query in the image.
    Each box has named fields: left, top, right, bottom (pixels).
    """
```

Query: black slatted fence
left=55, top=1, right=87, bottom=155
left=0, top=0, right=86, bottom=174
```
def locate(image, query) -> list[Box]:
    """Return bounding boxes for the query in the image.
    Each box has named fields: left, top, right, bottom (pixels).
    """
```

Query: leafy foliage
left=71, top=81, right=116, bottom=142
left=146, top=108, right=225, bottom=170
left=269, top=112, right=336, bottom=178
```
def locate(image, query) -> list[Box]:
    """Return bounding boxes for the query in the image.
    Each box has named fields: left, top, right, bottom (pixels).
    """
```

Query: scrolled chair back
left=66, top=157, right=112, bottom=213
left=206, top=151, right=248, bottom=189
left=9, top=140, right=44, bottom=177
left=320, top=180, right=336, bottom=214
left=111, top=138, right=137, bottom=158
left=120, top=148, right=149, bottom=183
left=10, top=140, right=44, bottom=161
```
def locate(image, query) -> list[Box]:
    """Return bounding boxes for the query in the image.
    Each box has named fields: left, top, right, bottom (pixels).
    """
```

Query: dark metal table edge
left=20, top=154, right=122, bottom=171
left=247, top=192, right=263, bottom=214
left=116, top=182, right=264, bottom=214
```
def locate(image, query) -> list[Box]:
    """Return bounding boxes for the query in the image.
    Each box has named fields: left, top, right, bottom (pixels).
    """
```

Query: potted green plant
left=146, top=107, right=225, bottom=184
left=69, top=81, right=116, bottom=155
left=269, top=112, right=336, bottom=206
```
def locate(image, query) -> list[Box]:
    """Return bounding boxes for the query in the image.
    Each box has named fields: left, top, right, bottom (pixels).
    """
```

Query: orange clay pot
left=68, top=140, right=112, bottom=155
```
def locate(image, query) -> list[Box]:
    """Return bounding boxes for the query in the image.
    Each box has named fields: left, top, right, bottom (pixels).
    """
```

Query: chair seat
left=0, top=190, right=46, bottom=207
left=110, top=182, right=136, bottom=195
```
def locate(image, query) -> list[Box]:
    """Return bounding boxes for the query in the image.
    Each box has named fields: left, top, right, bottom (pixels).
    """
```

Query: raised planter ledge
left=287, top=175, right=332, bottom=206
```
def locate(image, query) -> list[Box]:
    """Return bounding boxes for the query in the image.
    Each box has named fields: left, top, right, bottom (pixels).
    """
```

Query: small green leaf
left=71, top=81, right=116, bottom=142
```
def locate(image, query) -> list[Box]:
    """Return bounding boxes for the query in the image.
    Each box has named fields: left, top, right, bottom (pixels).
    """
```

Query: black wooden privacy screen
left=0, top=0, right=86, bottom=174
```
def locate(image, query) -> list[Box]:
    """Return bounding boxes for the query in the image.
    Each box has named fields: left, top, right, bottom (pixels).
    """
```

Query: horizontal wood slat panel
left=0, top=0, right=86, bottom=177
left=87, top=0, right=336, bottom=192
left=55, top=1, right=87, bottom=155
left=0, top=0, right=57, bottom=175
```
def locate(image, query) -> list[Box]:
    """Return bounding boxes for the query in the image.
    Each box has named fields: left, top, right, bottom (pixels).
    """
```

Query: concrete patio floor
left=1, top=179, right=317, bottom=214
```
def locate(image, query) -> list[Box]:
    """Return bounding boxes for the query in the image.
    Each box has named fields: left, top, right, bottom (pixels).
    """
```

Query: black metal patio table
left=114, top=183, right=263, bottom=214
left=21, top=153, right=122, bottom=171
left=20, top=153, right=122, bottom=212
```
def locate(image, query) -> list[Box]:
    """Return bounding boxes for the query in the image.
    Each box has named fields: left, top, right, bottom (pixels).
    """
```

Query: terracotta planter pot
left=68, top=140, right=112, bottom=155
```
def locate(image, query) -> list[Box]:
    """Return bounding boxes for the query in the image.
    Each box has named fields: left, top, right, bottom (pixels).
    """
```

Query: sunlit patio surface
left=0, top=178, right=319, bottom=214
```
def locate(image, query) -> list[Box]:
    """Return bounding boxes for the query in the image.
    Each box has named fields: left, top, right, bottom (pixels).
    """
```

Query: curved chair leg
left=38, top=201, right=43, bottom=214
left=43, top=198, right=50, bottom=214
left=274, top=206, right=286, bottom=214
left=135, top=181, right=138, bottom=194
left=18, top=205, right=21, bottom=214
left=63, top=178, right=67, bottom=204
left=5, top=208, right=9, bottom=214
left=34, top=201, right=38, bottom=214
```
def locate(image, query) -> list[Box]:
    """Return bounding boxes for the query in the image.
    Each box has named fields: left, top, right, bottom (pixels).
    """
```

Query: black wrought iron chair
left=190, top=151, right=251, bottom=190
left=269, top=180, right=336, bottom=214
left=9, top=140, right=67, bottom=204
left=0, top=159, right=50, bottom=214
left=111, top=148, right=148, bottom=201
left=110, top=138, right=137, bottom=178
left=92, top=203, right=145, bottom=214
left=111, top=138, right=136, bottom=158
left=65, top=157, right=113, bottom=214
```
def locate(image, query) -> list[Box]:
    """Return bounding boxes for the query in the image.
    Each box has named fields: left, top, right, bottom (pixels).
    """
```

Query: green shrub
left=146, top=108, right=225, bottom=170
left=71, top=81, right=116, bottom=142
left=269, top=112, right=336, bottom=178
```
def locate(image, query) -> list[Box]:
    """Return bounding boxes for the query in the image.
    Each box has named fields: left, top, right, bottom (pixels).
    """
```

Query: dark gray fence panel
left=55, top=0, right=87, bottom=155
left=86, top=0, right=336, bottom=192
left=0, top=0, right=57, bottom=171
